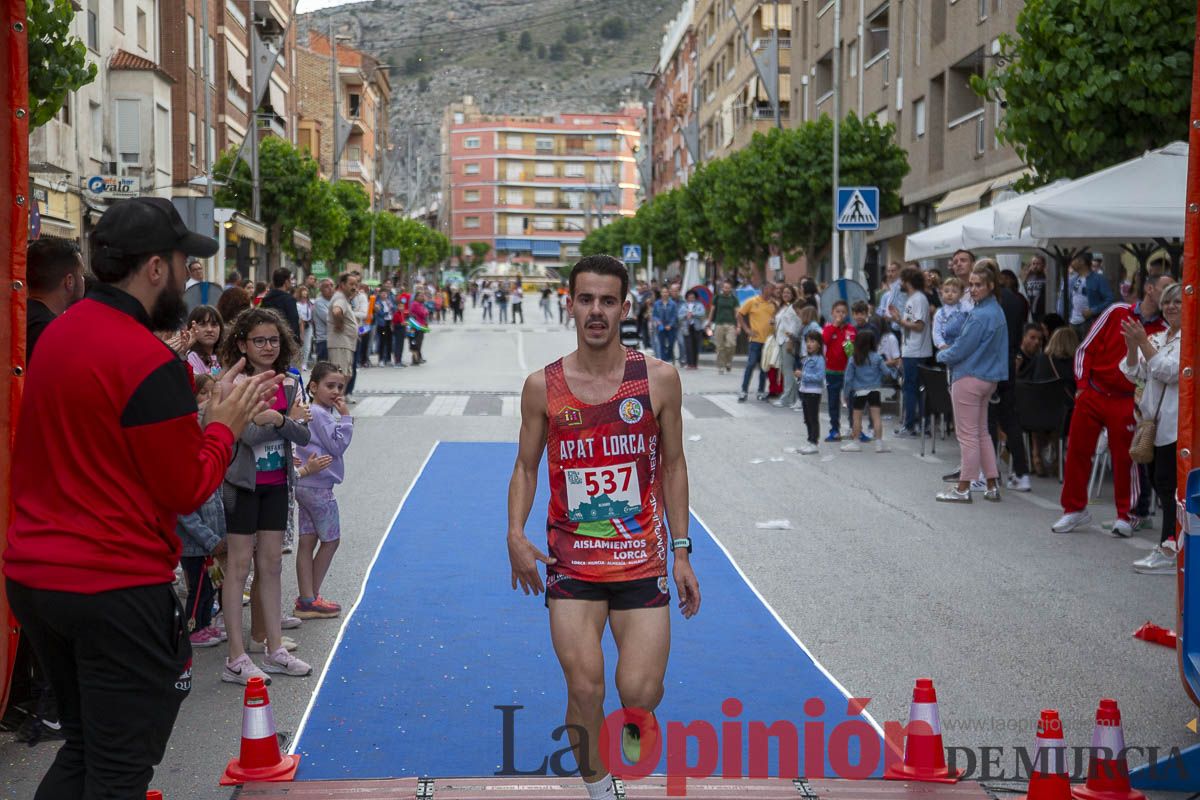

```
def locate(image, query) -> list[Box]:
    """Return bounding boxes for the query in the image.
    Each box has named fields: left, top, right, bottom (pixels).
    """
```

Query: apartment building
left=694, top=0, right=792, bottom=162
left=648, top=0, right=700, bottom=196
left=29, top=0, right=175, bottom=257
left=792, top=0, right=1025, bottom=270
left=439, top=96, right=643, bottom=270
left=295, top=31, right=391, bottom=205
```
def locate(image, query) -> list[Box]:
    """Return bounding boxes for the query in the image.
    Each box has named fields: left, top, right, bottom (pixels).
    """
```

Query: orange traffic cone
left=885, top=678, right=962, bottom=783
left=1072, top=700, right=1146, bottom=800
left=147, top=792, right=163, bottom=800
left=1019, top=710, right=1072, bottom=800
left=220, top=676, right=300, bottom=786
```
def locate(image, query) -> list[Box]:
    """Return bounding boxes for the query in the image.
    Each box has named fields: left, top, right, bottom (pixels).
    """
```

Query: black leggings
left=801, top=393, right=821, bottom=444
left=1153, top=443, right=1178, bottom=544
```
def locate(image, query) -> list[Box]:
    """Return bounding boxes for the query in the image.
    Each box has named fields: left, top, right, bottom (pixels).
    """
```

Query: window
left=848, top=41, right=858, bottom=78
left=563, top=162, right=585, bottom=178
left=464, top=216, right=481, bottom=229
left=931, top=0, right=946, bottom=45
left=348, top=93, right=361, bottom=118
left=136, top=7, right=148, bottom=52
left=506, top=163, right=523, bottom=180
left=347, top=144, right=361, bottom=163
left=464, top=189, right=481, bottom=202
left=913, top=97, right=926, bottom=138
left=534, top=189, right=555, bottom=206
left=114, top=0, right=124, bottom=30
left=534, top=162, right=556, bottom=177
left=189, top=111, right=197, bottom=163
left=464, top=136, right=481, bottom=149
left=564, top=244, right=581, bottom=257
left=506, top=189, right=524, bottom=204
left=156, top=105, right=169, bottom=169
left=58, top=96, right=70, bottom=125
left=116, top=99, right=141, bottom=164
left=865, top=3, right=890, bottom=63
left=90, top=102, right=102, bottom=159
left=947, top=49, right=984, bottom=123
left=594, top=163, right=613, bottom=183
left=565, top=191, right=583, bottom=209
left=814, top=50, right=833, bottom=100
left=207, top=126, right=216, bottom=167
left=464, top=162, right=480, bottom=175
left=507, top=135, right=523, bottom=150
left=186, top=15, right=195, bottom=70
left=453, top=112, right=464, bottom=124
left=532, top=217, right=555, bottom=230
left=594, top=137, right=614, bottom=152
left=535, top=137, right=554, bottom=151
left=86, top=0, right=98, bottom=51
left=978, top=0, right=988, bottom=19
left=207, top=37, right=216, bottom=84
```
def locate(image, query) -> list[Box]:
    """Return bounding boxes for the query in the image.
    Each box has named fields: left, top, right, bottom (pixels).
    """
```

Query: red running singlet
left=544, top=348, right=667, bottom=582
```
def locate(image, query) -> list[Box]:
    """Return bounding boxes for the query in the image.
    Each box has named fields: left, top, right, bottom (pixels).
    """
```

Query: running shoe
left=824, top=431, right=842, bottom=443
left=1134, top=545, right=1177, bottom=574
left=281, top=614, right=303, bottom=630
left=222, top=653, right=271, bottom=686
left=1103, top=516, right=1151, bottom=533
left=839, top=441, right=862, bottom=452
left=295, top=597, right=339, bottom=619
left=756, top=392, right=769, bottom=401
left=204, top=625, right=227, bottom=643
left=621, top=713, right=655, bottom=764
left=737, top=392, right=748, bottom=402
left=1051, top=510, right=1093, bottom=534
left=935, top=487, right=971, bottom=503
left=874, top=440, right=891, bottom=453
left=969, top=478, right=988, bottom=492
left=262, top=647, right=312, bottom=677
left=1006, top=474, right=1032, bottom=492
left=798, top=443, right=819, bottom=455
left=189, top=627, right=220, bottom=648
left=858, top=432, right=873, bottom=443
left=1107, top=518, right=1134, bottom=538
left=983, top=488, right=1001, bottom=502
left=315, top=596, right=342, bottom=614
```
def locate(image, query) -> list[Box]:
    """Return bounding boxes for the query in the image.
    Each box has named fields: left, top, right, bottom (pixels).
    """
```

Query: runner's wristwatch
left=672, top=537, right=692, bottom=554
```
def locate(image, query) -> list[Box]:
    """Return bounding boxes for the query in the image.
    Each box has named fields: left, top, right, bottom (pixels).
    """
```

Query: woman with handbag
left=1120, top=282, right=1183, bottom=575
left=772, top=285, right=804, bottom=408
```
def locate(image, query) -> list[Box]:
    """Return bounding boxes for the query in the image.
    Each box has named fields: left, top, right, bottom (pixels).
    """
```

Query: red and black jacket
left=4, top=284, right=235, bottom=593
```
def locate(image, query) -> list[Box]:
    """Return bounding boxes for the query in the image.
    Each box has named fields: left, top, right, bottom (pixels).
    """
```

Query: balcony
left=752, top=37, right=792, bottom=51
left=252, top=0, right=288, bottom=35
left=340, top=160, right=373, bottom=181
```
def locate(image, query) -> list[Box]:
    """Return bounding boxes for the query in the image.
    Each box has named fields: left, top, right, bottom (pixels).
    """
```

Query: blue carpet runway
left=291, top=442, right=882, bottom=780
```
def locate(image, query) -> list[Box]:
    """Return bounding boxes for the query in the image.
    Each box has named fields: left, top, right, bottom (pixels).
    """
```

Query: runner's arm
left=507, top=371, right=555, bottom=595
left=652, top=362, right=700, bottom=617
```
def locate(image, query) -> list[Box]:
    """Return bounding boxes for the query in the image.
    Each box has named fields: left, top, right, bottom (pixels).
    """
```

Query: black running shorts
left=225, top=483, right=289, bottom=534
left=544, top=572, right=670, bottom=610
left=852, top=390, right=882, bottom=410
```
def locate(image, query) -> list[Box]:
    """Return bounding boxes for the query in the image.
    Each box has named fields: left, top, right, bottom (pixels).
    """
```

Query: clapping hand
left=1121, top=318, right=1147, bottom=346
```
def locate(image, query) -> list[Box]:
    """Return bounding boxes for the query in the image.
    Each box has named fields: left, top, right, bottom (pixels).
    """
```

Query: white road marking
left=516, top=328, right=529, bottom=373
left=424, top=395, right=471, bottom=416
left=706, top=394, right=769, bottom=418
left=680, top=406, right=696, bottom=420
left=502, top=396, right=519, bottom=417
left=290, top=442, right=440, bottom=754
left=352, top=396, right=399, bottom=418
left=690, top=508, right=885, bottom=738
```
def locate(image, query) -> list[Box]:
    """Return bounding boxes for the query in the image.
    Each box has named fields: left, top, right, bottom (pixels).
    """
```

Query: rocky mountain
left=298, top=0, right=682, bottom=213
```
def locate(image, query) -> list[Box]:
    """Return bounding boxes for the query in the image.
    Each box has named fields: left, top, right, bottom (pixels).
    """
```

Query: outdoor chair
left=917, top=365, right=953, bottom=458
left=1015, top=378, right=1070, bottom=483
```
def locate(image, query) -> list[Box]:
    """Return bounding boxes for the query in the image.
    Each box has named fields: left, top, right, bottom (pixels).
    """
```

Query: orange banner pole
left=1177, top=0, right=1200, bottom=709
left=0, top=0, right=29, bottom=714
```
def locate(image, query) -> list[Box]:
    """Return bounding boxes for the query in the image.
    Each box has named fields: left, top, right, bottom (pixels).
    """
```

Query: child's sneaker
left=839, top=441, right=862, bottom=452
left=824, top=431, right=842, bottom=443
left=189, top=628, right=220, bottom=647
left=858, top=432, right=872, bottom=443
left=222, top=653, right=271, bottom=685
left=874, top=440, right=891, bottom=453
left=314, top=596, right=342, bottom=614
left=262, top=647, right=312, bottom=677
left=281, top=613, right=303, bottom=630
left=204, top=625, right=227, bottom=643
left=295, top=597, right=339, bottom=619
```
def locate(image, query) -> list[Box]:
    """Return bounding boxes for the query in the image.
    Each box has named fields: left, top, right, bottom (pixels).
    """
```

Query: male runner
left=508, top=255, right=700, bottom=800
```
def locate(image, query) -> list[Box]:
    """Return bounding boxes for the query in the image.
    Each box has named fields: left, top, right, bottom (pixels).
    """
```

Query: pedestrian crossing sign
left=836, top=187, right=880, bottom=231
left=622, top=244, right=642, bottom=264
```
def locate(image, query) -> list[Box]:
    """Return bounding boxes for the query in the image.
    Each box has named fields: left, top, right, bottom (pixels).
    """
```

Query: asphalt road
left=1, top=302, right=1194, bottom=799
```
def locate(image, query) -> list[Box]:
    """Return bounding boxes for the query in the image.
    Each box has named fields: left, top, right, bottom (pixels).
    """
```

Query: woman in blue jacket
left=935, top=260, right=1009, bottom=503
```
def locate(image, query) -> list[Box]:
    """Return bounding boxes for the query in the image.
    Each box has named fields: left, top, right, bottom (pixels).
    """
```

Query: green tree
left=549, top=42, right=567, bottom=62
left=599, top=17, right=628, bottom=40
left=404, top=50, right=426, bottom=75
left=536, top=43, right=547, bottom=59
left=467, top=241, right=491, bottom=267
left=26, top=0, right=97, bottom=129
left=331, top=181, right=373, bottom=265
left=517, top=31, right=533, bottom=52
left=973, top=0, right=1193, bottom=187
left=214, top=137, right=349, bottom=268
left=497, top=29, right=508, bottom=43
left=562, top=23, right=585, bottom=43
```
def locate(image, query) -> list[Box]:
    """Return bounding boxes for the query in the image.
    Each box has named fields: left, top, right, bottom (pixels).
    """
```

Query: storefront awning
left=232, top=214, right=266, bottom=245
left=934, top=177, right=995, bottom=223
left=37, top=215, right=77, bottom=240
left=293, top=229, right=312, bottom=253
left=531, top=240, right=561, bottom=257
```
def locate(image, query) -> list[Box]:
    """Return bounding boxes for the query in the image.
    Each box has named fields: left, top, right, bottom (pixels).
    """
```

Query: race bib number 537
left=565, top=462, right=642, bottom=523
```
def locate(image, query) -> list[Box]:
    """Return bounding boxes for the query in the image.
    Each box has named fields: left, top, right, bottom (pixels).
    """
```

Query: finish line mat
left=291, top=442, right=880, bottom=781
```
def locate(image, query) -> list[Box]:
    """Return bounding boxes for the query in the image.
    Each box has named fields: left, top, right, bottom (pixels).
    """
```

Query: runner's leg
left=610, top=606, right=670, bottom=716
left=548, top=599, right=610, bottom=783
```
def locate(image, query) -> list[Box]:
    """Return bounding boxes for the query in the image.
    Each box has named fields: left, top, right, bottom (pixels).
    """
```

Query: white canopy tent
left=903, top=181, right=1067, bottom=261
left=993, top=142, right=1187, bottom=242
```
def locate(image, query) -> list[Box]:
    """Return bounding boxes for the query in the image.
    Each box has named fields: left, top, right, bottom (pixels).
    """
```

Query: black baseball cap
left=92, top=197, right=220, bottom=262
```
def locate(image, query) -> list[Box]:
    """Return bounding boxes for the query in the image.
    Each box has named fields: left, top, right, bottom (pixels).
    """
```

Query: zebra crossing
left=347, top=392, right=790, bottom=420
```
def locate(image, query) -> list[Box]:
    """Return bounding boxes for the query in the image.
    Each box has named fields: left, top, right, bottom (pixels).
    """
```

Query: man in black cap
left=5, top=197, right=279, bottom=799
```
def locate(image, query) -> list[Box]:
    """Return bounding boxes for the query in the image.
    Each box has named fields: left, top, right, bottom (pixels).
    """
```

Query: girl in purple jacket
left=293, top=363, right=354, bottom=618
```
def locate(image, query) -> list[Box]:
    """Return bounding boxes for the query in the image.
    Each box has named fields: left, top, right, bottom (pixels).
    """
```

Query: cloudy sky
left=294, top=0, right=370, bottom=13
